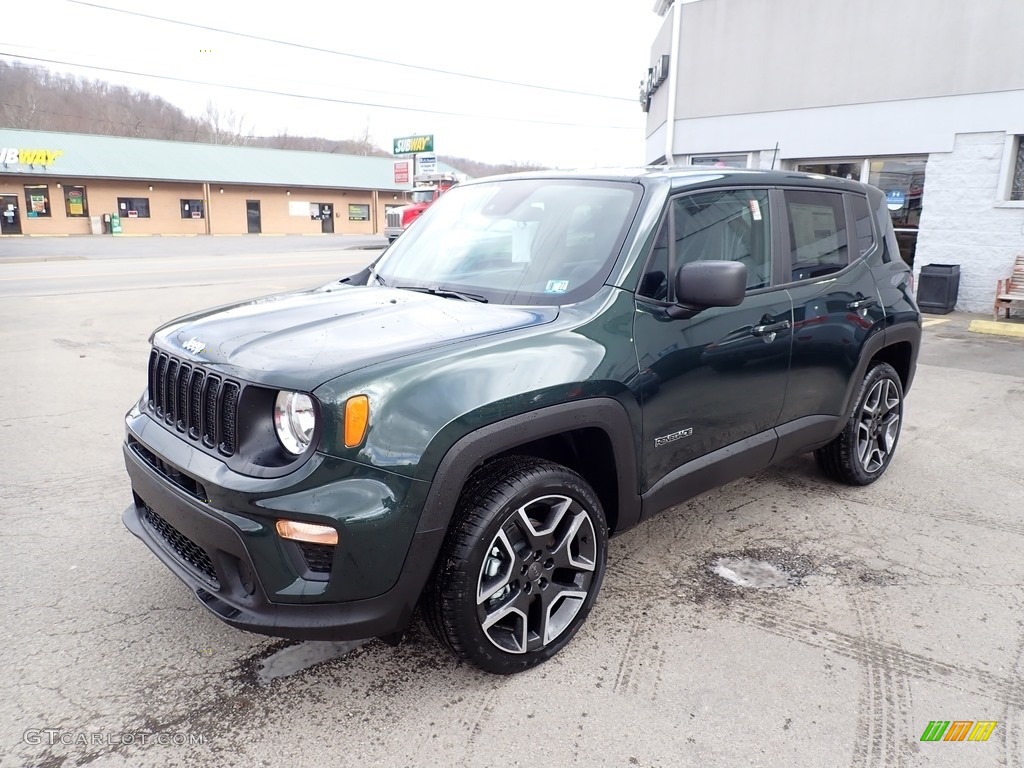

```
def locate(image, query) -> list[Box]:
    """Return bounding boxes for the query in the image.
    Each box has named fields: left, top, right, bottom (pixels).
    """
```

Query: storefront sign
left=417, top=154, right=437, bottom=175
left=348, top=204, right=369, bottom=221
left=288, top=200, right=311, bottom=217
left=67, top=189, right=84, bottom=215
left=639, top=54, right=670, bottom=113
left=394, top=161, right=410, bottom=184
left=393, top=135, right=434, bottom=155
left=886, top=190, right=906, bottom=210
left=0, top=148, right=64, bottom=166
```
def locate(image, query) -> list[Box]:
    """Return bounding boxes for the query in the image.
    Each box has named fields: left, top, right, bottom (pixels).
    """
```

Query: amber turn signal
left=275, top=519, right=338, bottom=546
left=344, top=395, right=370, bottom=448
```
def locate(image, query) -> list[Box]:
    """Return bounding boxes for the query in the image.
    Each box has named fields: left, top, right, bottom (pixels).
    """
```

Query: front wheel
left=815, top=362, right=905, bottom=485
left=424, top=457, right=608, bottom=674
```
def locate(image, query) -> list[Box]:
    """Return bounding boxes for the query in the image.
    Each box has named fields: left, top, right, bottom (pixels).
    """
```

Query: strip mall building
left=0, top=129, right=451, bottom=238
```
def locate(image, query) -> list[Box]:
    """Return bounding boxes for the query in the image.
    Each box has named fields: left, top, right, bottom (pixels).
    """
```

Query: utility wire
left=0, top=52, right=638, bottom=130
left=66, top=0, right=635, bottom=103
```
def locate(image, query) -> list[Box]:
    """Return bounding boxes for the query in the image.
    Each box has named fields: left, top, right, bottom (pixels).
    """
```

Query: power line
left=66, top=0, right=635, bottom=103
left=0, top=52, right=638, bottom=131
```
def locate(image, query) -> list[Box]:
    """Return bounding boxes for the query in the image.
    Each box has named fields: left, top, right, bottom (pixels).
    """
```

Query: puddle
left=256, top=640, right=368, bottom=684
left=711, top=556, right=801, bottom=588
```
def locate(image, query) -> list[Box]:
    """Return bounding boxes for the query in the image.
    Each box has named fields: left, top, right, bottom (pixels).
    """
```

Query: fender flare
left=415, top=398, right=642, bottom=537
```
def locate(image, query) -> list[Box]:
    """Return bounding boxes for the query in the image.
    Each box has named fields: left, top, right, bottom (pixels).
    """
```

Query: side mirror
left=667, top=260, right=747, bottom=319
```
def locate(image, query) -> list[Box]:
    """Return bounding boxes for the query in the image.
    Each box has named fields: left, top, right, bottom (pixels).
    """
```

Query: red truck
left=384, top=173, right=459, bottom=243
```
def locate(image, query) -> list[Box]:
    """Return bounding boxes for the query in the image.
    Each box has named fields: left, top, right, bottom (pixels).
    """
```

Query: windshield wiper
left=394, top=285, right=489, bottom=303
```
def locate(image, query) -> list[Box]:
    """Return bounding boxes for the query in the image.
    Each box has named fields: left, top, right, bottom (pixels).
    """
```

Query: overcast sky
left=2, top=0, right=663, bottom=168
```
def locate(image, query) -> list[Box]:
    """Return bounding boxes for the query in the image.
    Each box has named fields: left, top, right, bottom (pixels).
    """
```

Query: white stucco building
left=643, top=0, right=1024, bottom=313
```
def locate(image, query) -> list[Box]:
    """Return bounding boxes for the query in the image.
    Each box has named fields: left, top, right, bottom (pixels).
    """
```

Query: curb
left=968, top=319, right=1024, bottom=339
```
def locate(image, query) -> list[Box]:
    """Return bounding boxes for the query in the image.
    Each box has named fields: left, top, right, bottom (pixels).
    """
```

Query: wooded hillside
left=0, top=60, right=547, bottom=176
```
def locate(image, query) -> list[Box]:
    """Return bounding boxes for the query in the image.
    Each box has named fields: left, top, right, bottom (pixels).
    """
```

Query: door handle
left=751, top=320, right=791, bottom=337
left=847, top=297, right=877, bottom=310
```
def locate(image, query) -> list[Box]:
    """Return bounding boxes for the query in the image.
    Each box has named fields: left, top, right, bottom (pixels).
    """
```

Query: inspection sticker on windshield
left=748, top=199, right=762, bottom=221
left=545, top=280, right=570, bottom=294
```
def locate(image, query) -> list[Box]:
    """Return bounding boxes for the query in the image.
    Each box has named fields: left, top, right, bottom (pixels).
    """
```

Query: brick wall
left=915, top=131, right=1024, bottom=313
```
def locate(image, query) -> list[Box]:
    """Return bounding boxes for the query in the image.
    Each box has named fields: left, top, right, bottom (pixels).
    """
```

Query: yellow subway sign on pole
left=393, top=135, right=434, bottom=155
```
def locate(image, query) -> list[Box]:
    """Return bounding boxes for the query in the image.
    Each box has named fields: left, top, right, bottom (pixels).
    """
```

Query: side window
left=674, top=189, right=772, bottom=290
left=638, top=188, right=772, bottom=299
left=784, top=190, right=849, bottom=281
left=847, top=193, right=875, bottom=257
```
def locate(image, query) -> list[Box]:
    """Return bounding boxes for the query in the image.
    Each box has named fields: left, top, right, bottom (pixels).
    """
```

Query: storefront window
left=796, top=160, right=863, bottom=180
left=1011, top=137, right=1024, bottom=201
left=117, top=197, right=151, bottom=218
left=348, top=204, right=370, bottom=221
left=64, top=186, right=88, bottom=217
left=690, top=154, right=749, bottom=169
left=180, top=199, right=204, bottom=219
left=24, top=185, right=51, bottom=217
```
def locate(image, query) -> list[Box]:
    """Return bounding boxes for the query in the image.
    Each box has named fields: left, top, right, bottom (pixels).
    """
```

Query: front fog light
left=276, top=519, right=338, bottom=546
left=274, top=391, right=316, bottom=455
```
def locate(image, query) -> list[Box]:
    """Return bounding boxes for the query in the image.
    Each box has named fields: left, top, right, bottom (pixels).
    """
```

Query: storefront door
left=319, top=203, right=334, bottom=233
left=246, top=200, right=261, bottom=234
left=869, top=158, right=926, bottom=268
left=0, top=195, right=22, bottom=234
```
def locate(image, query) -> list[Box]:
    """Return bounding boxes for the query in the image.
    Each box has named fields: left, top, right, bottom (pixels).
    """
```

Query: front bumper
left=122, top=419, right=442, bottom=640
left=383, top=226, right=404, bottom=240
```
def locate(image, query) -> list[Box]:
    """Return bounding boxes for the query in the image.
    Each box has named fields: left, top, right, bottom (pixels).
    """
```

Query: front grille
left=386, top=211, right=401, bottom=228
left=298, top=542, right=334, bottom=574
left=142, top=503, right=219, bottom=587
left=148, top=349, right=240, bottom=456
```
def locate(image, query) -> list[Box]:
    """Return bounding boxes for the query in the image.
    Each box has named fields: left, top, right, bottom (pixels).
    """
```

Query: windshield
left=410, top=189, right=435, bottom=203
left=375, top=178, right=641, bottom=305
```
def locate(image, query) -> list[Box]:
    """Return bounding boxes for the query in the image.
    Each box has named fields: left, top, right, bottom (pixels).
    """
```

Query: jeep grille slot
left=141, top=502, right=219, bottom=587
left=147, top=349, right=240, bottom=457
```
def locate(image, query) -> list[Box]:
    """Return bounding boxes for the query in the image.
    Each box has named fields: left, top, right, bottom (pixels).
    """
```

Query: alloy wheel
left=476, top=494, right=597, bottom=654
left=856, top=377, right=901, bottom=473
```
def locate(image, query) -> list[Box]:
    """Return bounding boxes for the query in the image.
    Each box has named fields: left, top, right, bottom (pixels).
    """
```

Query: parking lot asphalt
left=1, top=243, right=1022, bottom=768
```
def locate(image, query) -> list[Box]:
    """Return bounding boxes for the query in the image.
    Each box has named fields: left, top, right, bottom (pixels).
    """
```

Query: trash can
left=110, top=214, right=122, bottom=235
left=89, top=215, right=102, bottom=235
left=916, top=263, right=960, bottom=314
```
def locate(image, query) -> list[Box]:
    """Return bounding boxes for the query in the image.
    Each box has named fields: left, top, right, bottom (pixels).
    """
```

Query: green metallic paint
left=314, top=287, right=644, bottom=483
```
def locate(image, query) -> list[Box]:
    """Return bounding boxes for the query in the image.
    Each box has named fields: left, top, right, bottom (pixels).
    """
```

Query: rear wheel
left=815, top=362, right=904, bottom=485
left=424, top=457, right=608, bottom=674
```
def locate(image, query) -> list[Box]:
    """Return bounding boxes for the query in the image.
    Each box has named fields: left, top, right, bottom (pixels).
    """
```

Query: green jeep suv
left=122, top=168, right=921, bottom=674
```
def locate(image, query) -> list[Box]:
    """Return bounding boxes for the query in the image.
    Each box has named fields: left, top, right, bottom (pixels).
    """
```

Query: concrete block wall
left=915, top=131, right=1024, bottom=313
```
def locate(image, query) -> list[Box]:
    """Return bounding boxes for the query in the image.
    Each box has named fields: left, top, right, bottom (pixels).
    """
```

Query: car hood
left=153, top=284, right=559, bottom=389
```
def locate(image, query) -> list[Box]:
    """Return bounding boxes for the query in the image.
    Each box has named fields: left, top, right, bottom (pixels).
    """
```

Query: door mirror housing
left=667, top=260, right=748, bottom=319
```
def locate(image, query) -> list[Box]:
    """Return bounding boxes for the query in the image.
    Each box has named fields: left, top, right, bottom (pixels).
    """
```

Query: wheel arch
left=416, top=398, right=641, bottom=539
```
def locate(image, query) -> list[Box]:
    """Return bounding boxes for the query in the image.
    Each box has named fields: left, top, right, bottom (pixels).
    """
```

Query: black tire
left=814, top=362, right=905, bottom=486
left=424, top=456, right=608, bottom=674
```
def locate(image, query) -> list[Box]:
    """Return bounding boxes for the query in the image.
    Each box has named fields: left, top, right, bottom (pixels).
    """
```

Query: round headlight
left=274, top=391, right=316, bottom=455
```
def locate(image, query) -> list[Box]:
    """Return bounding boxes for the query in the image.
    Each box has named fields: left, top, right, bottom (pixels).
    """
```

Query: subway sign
left=0, top=148, right=64, bottom=166
left=393, top=135, right=434, bottom=155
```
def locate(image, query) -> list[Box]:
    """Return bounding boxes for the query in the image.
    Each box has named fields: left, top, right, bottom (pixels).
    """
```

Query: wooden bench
left=994, top=253, right=1024, bottom=320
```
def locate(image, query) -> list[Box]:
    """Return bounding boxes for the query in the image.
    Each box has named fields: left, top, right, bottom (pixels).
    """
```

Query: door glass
left=784, top=190, right=849, bottom=281
left=868, top=157, right=926, bottom=266
left=673, top=189, right=772, bottom=291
